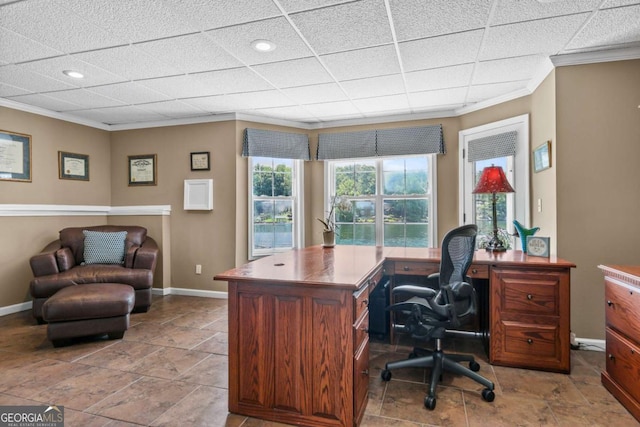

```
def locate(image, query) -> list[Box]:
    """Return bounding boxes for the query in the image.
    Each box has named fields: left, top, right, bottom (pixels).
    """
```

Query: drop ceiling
left=1, top=0, right=639, bottom=130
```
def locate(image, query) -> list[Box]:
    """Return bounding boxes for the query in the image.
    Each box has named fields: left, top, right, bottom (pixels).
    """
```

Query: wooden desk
left=215, top=246, right=575, bottom=427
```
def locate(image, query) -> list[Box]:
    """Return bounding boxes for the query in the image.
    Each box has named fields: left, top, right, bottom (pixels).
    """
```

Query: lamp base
left=484, top=237, right=507, bottom=252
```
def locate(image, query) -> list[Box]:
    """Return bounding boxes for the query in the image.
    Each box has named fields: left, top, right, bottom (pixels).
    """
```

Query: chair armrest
left=133, top=236, right=159, bottom=271
left=30, top=240, right=62, bottom=277
left=392, top=284, right=437, bottom=299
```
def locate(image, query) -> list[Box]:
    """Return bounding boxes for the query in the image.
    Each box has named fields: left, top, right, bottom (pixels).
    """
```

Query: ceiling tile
left=0, top=83, right=31, bottom=97
left=281, top=83, right=347, bottom=104
left=408, top=87, right=468, bottom=109
left=290, top=0, right=393, bottom=54
left=0, top=0, right=126, bottom=53
left=278, top=0, right=355, bottom=13
left=8, top=93, right=82, bottom=112
left=17, top=55, right=126, bottom=87
left=353, top=94, right=410, bottom=114
left=0, top=28, right=64, bottom=64
left=73, top=45, right=182, bottom=80
left=250, top=105, right=317, bottom=121
left=69, top=105, right=168, bottom=124
left=480, top=14, right=590, bottom=60
left=405, top=64, right=474, bottom=92
left=136, top=100, right=209, bottom=118
left=340, top=74, right=406, bottom=99
left=181, top=95, right=235, bottom=113
left=390, top=0, right=492, bottom=41
left=466, top=81, right=528, bottom=102
left=602, top=0, right=640, bottom=8
left=492, top=0, right=600, bottom=26
left=400, top=30, right=484, bottom=71
left=566, top=4, right=640, bottom=50
left=135, top=34, right=243, bottom=74
left=86, top=82, right=172, bottom=104
left=303, top=100, right=361, bottom=118
left=222, top=90, right=296, bottom=109
left=207, top=17, right=312, bottom=65
left=33, top=88, right=125, bottom=109
left=162, top=0, right=282, bottom=31
left=473, top=55, right=547, bottom=84
left=57, top=0, right=198, bottom=43
left=252, top=57, right=334, bottom=88
left=321, top=45, right=400, bottom=81
left=0, top=65, right=76, bottom=92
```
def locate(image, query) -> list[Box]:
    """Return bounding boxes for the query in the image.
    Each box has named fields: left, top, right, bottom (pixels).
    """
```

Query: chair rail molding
left=0, top=204, right=171, bottom=216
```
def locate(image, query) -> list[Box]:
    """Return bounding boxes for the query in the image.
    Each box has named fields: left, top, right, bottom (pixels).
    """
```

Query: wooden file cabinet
left=599, top=265, right=640, bottom=423
left=490, top=266, right=570, bottom=372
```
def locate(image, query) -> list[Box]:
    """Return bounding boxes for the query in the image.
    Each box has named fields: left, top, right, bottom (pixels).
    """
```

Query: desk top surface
left=215, top=245, right=575, bottom=290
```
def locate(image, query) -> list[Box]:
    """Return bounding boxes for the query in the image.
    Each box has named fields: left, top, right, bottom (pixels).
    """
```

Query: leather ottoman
left=42, top=283, right=135, bottom=347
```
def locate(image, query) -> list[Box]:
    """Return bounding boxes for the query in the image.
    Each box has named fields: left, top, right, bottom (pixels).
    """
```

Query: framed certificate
left=0, top=129, right=31, bottom=182
left=128, top=154, right=157, bottom=186
left=190, top=151, right=210, bottom=171
left=526, top=236, right=550, bottom=257
left=59, top=151, right=89, bottom=181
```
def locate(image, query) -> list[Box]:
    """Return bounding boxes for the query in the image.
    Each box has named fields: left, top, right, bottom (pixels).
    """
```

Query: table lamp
left=472, top=165, right=515, bottom=252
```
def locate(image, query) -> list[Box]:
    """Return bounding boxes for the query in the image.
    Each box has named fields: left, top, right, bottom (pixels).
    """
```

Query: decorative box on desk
left=599, top=265, right=640, bottom=423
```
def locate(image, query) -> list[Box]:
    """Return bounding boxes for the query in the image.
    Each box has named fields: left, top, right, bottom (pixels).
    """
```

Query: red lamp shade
left=472, top=165, right=515, bottom=194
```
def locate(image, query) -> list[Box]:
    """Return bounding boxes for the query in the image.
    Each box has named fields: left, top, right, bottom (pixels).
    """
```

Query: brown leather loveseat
left=29, top=225, right=158, bottom=323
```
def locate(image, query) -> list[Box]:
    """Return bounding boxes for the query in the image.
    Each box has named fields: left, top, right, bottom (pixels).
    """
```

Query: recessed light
left=63, top=70, right=84, bottom=79
left=251, top=39, right=276, bottom=52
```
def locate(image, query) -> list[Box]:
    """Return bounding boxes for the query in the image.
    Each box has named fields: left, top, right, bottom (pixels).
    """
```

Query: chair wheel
left=424, top=396, right=436, bottom=410
left=481, top=388, right=495, bottom=402
left=469, top=360, right=480, bottom=372
left=381, top=369, right=392, bottom=381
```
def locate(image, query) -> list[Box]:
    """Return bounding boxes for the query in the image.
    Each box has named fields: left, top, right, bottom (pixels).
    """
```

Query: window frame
left=324, top=154, right=437, bottom=248
left=248, top=157, right=304, bottom=259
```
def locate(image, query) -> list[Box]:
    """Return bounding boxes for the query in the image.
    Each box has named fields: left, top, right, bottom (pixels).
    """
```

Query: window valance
left=242, top=128, right=311, bottom=160
left=467, top=131, right=517, bottom=162
left=317, top=125, right=444, bottom=160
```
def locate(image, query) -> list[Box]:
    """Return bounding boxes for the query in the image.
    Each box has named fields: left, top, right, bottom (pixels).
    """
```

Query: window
left=459, top=114, right=529, bottom=249
left=326, top=155, right=436, bottom=247
left=249, top=157, right=303, bottom=258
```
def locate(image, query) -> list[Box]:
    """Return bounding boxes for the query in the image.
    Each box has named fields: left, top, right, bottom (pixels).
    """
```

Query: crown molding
left=0, top=98, right=111, bottom=130
left=550, top=45, right=640, bottom=67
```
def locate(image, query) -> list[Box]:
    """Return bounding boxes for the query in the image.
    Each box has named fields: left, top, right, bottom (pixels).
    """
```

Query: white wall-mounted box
left=184, top=179, right=213, bottom=211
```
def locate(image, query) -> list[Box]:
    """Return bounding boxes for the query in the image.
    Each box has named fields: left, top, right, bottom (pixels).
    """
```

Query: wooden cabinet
left=600, top=265, right=640, bottom=423
left=490, top=266, right=570, bottom=372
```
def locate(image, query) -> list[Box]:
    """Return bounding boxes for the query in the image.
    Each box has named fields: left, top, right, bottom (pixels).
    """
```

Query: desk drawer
left=468, top=265, right=489, bottom=279
left=605, top=278, right=640, bottom=342
left=393, top=261, right=439, bottom=276
left=501, top=280, right=558, bottom=316
left=503, top=322, right=559, bottom=358
left=354, top=283, right=370, bottom=322
left=354, top=310, right=369, bottom=350
left=606, top=327, right=640, bottom=404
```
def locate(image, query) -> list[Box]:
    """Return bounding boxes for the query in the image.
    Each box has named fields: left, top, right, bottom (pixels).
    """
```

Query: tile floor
left=0, top=294, right=637, bottom=426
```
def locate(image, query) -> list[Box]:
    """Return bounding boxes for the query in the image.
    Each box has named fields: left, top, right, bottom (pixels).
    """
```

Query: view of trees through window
left=330, top=156, right=431, bottom=247
left=251, top=157, right=294, bottom=254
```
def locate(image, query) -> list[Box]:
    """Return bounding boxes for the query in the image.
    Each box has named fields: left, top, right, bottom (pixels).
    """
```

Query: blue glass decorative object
left=513, top=220, right=539, bottom=252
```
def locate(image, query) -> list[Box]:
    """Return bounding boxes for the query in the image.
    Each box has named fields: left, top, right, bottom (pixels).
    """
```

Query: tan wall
left=556, top=59, right=640, bottom=339
left=0, top=108, right=111, bottom=308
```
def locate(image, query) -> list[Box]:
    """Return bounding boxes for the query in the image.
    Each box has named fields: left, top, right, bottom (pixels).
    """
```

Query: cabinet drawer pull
left=527, top=339, right=533, bottom=344
left=471, top=269, right=478, bottom=274
left=609, top=354, right=615, bottom=361
left=607, top=300, right=613, bottom=307
left=403, top=266, right=410, bottom=271
left=362, top=298, right=369, bottom=306
left=527, top=294, right=533, bottom=300
left=361, top=369, right=369, bottom=376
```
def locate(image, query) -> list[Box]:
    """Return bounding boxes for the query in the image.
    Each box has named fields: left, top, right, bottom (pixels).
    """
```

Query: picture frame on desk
left=526, top=236, right=550, bottom=257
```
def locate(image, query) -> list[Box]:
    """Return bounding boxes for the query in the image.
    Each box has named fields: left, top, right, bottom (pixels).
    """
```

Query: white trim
left=0, top=301, right=32, bottom=317
left=550, top=45, right=640, bottom=67
left=151, top=287, right=228, bottom=299
left=0, top=98, right=111, bottom=131
left=576, top=337, right=606, bottom=352
left=0, top=204, right=171, bottom=216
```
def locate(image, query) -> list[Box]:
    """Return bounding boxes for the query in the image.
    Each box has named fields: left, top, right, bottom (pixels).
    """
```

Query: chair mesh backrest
left=439, top=225, right=478, bottom=298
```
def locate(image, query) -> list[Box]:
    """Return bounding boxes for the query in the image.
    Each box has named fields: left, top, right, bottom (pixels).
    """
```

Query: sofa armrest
left=133, top=236, right=159, bottom=271
left=30, top=240, right=62, bottom=277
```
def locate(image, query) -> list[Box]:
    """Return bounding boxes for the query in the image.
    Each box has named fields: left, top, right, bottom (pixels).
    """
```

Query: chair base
left=382, top=340, right=495, bottom=410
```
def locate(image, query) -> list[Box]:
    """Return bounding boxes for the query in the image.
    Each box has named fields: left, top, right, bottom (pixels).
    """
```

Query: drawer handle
left=361, top=327, right=369, bottom=333
left=609, top=354, right=615, bottom=361
left=403, top=266, right=410, bottom=271
left=607, top=300, right=613, bottom=307
left=527, top=294, right=533, bottom=300
left=362, top=298, right=369, bottom=307
left=361, top=369, right=369, bottom=376
left=527, top=339, right=533, bottom=344
left=471, top=269, right=478, bottom=274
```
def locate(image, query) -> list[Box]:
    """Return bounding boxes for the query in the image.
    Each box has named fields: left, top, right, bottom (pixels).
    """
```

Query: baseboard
left=576, top=337, right=606, bottom=352
left=0, top=301, right=32, bottom=316
left=151, top=287, right=228, bottom=299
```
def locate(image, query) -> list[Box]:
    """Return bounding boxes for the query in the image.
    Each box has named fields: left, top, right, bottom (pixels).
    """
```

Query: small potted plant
left=317, top=195, right=349, bottom=248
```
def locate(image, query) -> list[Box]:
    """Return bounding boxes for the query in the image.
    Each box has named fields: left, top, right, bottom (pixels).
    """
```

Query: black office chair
left=381, top=224, right=495, bottom=410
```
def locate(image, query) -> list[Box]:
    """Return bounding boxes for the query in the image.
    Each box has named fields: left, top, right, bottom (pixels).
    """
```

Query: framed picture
left=190, top=151, right=210, bottom=171
left=526, top=236, right=550, bottom=258
left=533, top=141, right=551, bottom=173
left=58, top=151, right=89, bottom=181
left=128, top=154, right=157, bottom=186
left=0, top=129, right=32, bottom=182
